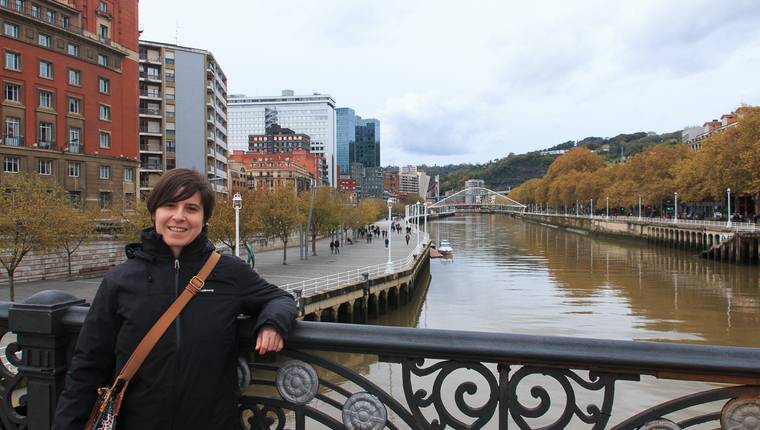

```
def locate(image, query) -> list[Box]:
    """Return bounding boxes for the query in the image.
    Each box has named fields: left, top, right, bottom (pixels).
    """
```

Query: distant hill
left=419, top=131, right=682, bottom=195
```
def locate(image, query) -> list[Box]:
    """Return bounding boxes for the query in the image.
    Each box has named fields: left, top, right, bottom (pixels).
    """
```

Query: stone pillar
left=9, top=290, right=86, bottom=430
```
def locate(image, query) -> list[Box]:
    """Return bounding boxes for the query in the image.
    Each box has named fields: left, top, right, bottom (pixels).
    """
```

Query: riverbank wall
left=511, top=213, right=760, bottom=265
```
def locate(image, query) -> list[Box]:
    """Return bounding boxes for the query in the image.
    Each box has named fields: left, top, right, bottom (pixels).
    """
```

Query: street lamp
left=727, top=188, right=732, bottom=227
left=423, top=202, right=428, bottom=238
left=638, top=194, right=642, bottom=221
left=673, top=192, right=678, bottom=224
left=590, top=198, right=593, bottom=219
left=386, top=198, right=393, bottom=273
left=606, top=197, right=609, bottom=219
left=416, top=202, right=421, bottom=247
left=233, top=193, right=242, bottom=257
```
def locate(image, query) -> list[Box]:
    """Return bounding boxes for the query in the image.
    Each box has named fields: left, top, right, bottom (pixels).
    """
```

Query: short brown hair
left=146, top=168, right=216, bottom=224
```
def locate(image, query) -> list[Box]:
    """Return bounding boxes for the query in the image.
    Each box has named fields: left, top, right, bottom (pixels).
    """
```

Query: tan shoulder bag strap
left=115, top=251, right=221, bottom=383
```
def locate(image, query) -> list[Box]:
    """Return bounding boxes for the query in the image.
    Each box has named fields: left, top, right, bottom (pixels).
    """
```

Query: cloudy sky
left=140, top=0, right=760, bottom=167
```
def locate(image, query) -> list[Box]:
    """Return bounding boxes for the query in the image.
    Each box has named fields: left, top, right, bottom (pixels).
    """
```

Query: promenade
left=0, top=224, right=423, bottom=303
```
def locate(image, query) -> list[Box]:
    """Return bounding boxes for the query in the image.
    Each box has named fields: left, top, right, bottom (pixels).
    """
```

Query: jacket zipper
left=174, top=258, right=181, bottom=347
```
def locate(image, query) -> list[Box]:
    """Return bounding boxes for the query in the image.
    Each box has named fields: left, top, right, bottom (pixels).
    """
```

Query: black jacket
left=53, top=228, right=297, bottom=430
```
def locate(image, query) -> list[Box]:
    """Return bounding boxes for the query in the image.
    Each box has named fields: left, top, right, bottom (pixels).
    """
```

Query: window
left=38, top=33, right=51, bottom=47
left=37, top=159, right=52, bottom=175
left=99, top=165, right=110, bottom=179
left=99, top=131, right=111, bottom=148
left=38, top=90, right=53, bottom=108
left=98, top=1, right=107, bottom=12
left=38, top=122, right=53, bottom=148
left=69, top=191, right=81, bottom=207
left=38, top=60, right=52, bottom=78
left=4, top=51, right=20, bottom=71
left=166, top=140, right=176, bottom=152
left=3, top=23, right=19, bottom=38
left=99, top=191, right=111, bottom=209
left=31, top=3, right=40, bottom=17
left=124, top=167, right=134, bottom=182
left=68, top=127, right=81, bottom=152
left=68, top=69, right=81, bottom=85
left=4, top=117, right=20, bottom=146
left=68, top=96, right=81, bottom=114
left=67, top=43, right=79, bottom=56
left=4, top=83, right=20, bottom=102
left=98, top=77, right=110, bottom=94
left=68, top=161, right=80, bottom=177
left=3, top=157, right=19, bottom=173
left=97, top=54, right=107, bottom=66
left=61, top=15, right=69, bottom=28
left=99, top=24, right=108, bottom=41
left=165, top=57, right=174, bottom=66
left=13, top=0, right=23, bottom=12
left=45, top=10, right=55, bottom=23
left=99, top=104, right=111, bottom=121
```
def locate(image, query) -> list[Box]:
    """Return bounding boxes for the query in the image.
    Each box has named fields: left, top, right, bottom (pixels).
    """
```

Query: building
left=335, top=107, right=355, bottom=179
left=248, top=124, right=310, bottom=154
left=400, top=165, right=417, bottom=174
left=228, top=90, right=337, bottom=185
left=683, top=109, right=740, bottom=151
left=417, top=170, right=431, bottom=198
left=228, top=149, right=317, bottom=193
left=399, top=173, right=419, bottom=196
left=465, top=179, right=486, bottom=204
left=138, top=41, right=229, bottom=196
left=353, top=116, right=380, bottom=168
left=1, top=0, right=139, bottom=210
left=383, top=172, right=399, bottom=197
left=337, top=177, right=357, bottom=203
left=350, top=162, right=383, bottom=200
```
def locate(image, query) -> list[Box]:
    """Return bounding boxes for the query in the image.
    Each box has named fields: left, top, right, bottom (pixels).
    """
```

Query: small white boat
left=438, top=240, right=453, bottom=254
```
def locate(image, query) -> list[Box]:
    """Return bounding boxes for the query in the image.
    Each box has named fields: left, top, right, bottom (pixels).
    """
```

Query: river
left=268, top=214, right=760, bottom=428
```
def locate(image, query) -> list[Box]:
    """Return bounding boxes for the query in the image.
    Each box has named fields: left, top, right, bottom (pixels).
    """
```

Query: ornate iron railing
left=0, top=292, right=758, bottom=429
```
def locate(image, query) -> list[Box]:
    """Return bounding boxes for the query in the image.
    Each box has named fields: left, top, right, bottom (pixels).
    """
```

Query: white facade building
left=228, top=90, right=337, bottom=185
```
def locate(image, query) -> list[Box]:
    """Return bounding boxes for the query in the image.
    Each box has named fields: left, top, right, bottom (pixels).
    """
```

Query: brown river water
left=258, top=214, right=760, bottom=428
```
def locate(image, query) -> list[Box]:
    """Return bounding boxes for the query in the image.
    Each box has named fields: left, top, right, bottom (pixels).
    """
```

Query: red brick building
left=1, top=0, right=139, bottom=210
left=229, top=149, right=321, bottom=192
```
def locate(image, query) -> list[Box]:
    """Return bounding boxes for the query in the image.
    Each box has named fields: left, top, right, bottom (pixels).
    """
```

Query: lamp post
left=673, top=192, right=678, bottom=224
left=576, top=199, right=579, bottom=217
left=638, top=194, right=642, bottom=221
left=606, top=197, right=609, bottom=219
left=386, top=198, right=393, bottom=273
left=233, top=193, right=242, bottom=258
left=590, top=198, right=593, bottom=219
left=727, top=188, right=732, bottom=227
left=416, top=202, right=421, bottom=247
left=423, top=202, right=428, bottom=238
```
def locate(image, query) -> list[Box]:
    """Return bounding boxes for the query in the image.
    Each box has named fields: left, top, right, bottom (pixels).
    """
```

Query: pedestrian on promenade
left=385, top=238, right=389, bottom=248
left=405, top=233, right=410, bottom=245
left=335, top=240, right=340, bottom=254
left=330, top=240, right=335, bottom=254
left=53, top=168, right=296, bottom=430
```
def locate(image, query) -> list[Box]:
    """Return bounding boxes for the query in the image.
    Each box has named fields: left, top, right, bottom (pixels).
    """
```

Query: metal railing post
left=8, top=290, right=86, bottom=429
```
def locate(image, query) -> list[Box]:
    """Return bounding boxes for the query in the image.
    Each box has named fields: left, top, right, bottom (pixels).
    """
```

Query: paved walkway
left=0, top=224, right=425, bottom=303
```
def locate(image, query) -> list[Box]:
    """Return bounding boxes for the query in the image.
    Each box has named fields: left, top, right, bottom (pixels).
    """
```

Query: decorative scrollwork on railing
left=401, top=358, right=499, bottom=429
left=342, top=392, right=387, bottom=430
left=0, top=329, right=26, bottom=430
left=506, top=366, right=617, bottom=429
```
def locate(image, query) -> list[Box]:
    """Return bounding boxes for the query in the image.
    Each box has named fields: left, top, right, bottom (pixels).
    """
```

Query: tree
left=303, top=187, right=342, bottom=256
left=122, top=199, right=153, bottom=243
left=208, top=191, right=259, bottom=253
left=0, top=174, right=66, bottom=301
left=257, top=187, right=304, bottom=264
left=51, top=205, right=99, bottom=280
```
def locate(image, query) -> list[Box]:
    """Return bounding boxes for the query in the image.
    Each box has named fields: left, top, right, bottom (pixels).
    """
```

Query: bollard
left=9, top=290, right=86, bottom=430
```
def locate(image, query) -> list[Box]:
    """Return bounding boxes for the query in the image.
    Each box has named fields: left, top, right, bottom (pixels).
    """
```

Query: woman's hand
left=255, top=325, right=284, bottom=355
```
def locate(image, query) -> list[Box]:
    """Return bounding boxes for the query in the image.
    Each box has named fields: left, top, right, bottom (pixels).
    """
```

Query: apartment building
left=228, top=90, right=336, bottom=186
left=1, top=0, right=139, bottom=210
left=228, top=148, right=318, bottom=193
left=138, top=41, right=229, bottom=196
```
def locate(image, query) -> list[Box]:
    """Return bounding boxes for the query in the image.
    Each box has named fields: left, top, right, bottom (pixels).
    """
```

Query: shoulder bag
left=84, top=251, right=221, bottom=430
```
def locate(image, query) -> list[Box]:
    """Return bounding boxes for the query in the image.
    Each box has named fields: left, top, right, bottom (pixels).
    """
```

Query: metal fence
left=512, top=211, right=759, bottom=232
left=1, top=295, right=758, bottom=429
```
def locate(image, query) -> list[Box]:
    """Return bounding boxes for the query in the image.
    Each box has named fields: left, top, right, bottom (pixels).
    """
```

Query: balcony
left=0, top=2, right=84, bottom=35
left=141, top=161, right=163, bottom=171
left=140, top=143, right=162, bottom=153
left=1, top=135, right=23, bottom=146
left=36, top=141, right=55, bottom=150
left=139, top=53, right=161, bottom=64
left=139, top=71, right=161, bottom=82
left=139, top=89, right=161, bottom=99
left=139, top=127, right=163, bottom=136
left=139, top=107, right=162, bottom=117
left=67, top=142, right=83, bottom=154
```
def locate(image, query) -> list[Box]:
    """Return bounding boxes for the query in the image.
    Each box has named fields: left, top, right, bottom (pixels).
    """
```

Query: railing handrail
left=512, top=211, right=758, bottom=232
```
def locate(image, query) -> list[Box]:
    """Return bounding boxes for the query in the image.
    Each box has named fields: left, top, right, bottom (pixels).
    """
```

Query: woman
left=53, top=169, right=297, bottom=430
